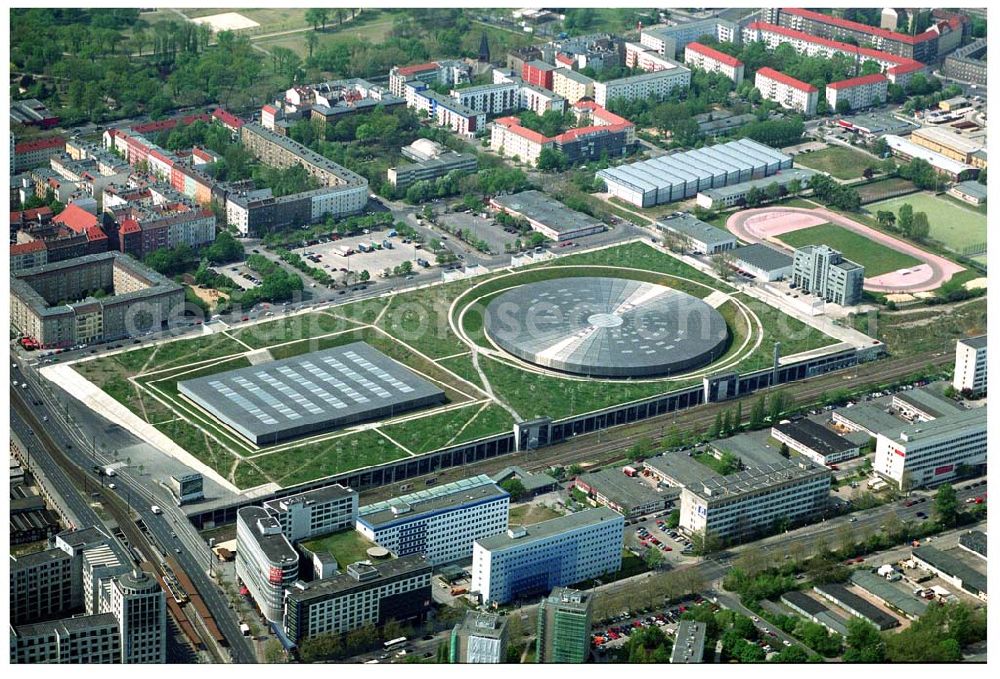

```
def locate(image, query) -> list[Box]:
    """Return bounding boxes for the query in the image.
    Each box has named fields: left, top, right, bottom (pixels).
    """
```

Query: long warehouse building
left=597, top=138, right=792, bottom=208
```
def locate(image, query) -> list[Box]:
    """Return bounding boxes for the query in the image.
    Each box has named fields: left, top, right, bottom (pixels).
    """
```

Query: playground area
left=727, top=206, right=965, bottom=294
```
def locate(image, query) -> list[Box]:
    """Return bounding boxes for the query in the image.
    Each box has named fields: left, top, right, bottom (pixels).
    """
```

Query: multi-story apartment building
left=742, top=22, right=926, bottom=87
left=953, top=335, right=987, bottom=395
left=536, top=588, right=593, bottom=664
left=519, top=84, right=566, bottom=116
left=873, top=408, right=987, bottom=489
left=262, top=484, right=358, bottom=542
left=593, top=64, right=692, bottom=108
left=10, top=614, right=122, bottom=664
left=13, top=135, right=65, bottom=173
left=449, top=82, right=519, bottom=115
left=639, top=18, right=740, bottom=58
left=450, top=611, right=509, bottom=664
left=774, top=7, right=939, bottom=63
left=355, top=474, right=509, bottom=566
left=684, top=42, right=745, bottom=85
left=283, top=556, right=432, bottom=642
left=10, top=252, right=184, bottom=349
left=388, top=60, right=471, bottom=97
left=942, top=39, right=987, bottom=86
left=470, top=507, right=624, bottom=604
left=521, top=60, right=557, bottom=91
left=552, top=68, right=595, bottom=104
left=625, top=42, right=682, bottom=73
left=792, top=245, right=865, bottom=306
left=105, top=570, right=166, bottom=664
left=491, top=102, right=634, bottom=167
left=825, top=73, right=888, bottom=112
left=755, top=67, right=819, bottom=115
left=236, top=506, right=300, bottom=623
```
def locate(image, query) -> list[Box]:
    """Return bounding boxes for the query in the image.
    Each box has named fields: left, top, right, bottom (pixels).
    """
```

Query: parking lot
left=436, top=211, right=518, bottom=255
left=625, top=514, right=697, bottom=566
left=289, top=228, right=435, bottom=282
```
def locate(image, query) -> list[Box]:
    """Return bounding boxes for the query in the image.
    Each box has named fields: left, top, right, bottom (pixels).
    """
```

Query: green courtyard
left=869, top=192, right=987, bottom=260
left=795, top=146, right=878, bottom=181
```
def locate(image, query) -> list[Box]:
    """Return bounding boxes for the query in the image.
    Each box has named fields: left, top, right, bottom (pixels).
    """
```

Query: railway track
left=10, top=387, right=227, bottom=662
left=359, top=349, right=952, bottom=503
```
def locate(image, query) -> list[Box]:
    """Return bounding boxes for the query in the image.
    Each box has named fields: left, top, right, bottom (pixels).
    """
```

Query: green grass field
left=795, top=146, right=877, bottom=180
left=72, top=242, right=843, bottom=491
left=776, top=222, right=922, bottom=277
left=869, top=192, right=987, bottom=257
left=301, top=529, right=377, bottom=567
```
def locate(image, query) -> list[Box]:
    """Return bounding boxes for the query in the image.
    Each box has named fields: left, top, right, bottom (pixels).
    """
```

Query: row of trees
left=808, top=174, right=862, bottom=211
left=875, top=203, right=931, bottom=242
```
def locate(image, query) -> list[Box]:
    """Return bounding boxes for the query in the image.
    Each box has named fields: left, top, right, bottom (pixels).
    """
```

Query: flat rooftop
left=286, top=554, right=430, bottom=603
left=958, top=335, right=987, bottom=351
left=656, top=213, right=735, bottom=247
left=815, top=583, right=899, bottom=628
left=894, top=386, right=964, bottom=419
left=833, top=404, right=905, bottom=436
left=237, top=506, right=297, bottom=565
left=730, top=243, right=793, bottom=272
left=699, top=167, right=817, bottom=200
left=850, top=570, right=928, bottom=618
left=178, top=342, right=446, bottom=445
left=265, top=483, right=356, bottom=514
left=475, top=506, right=622, bottom=552
left=773, top=419, right=857, bottom=456
left=913, top=546, right=987, bottom=595
left=357, top=474, right=507, bottom=529
left=577, top=468, right=669, bottom=509
left=890, top=407, right=985, bottom=445
left=491, top=190, right=604, bottom=236
left=670, top=620, right=706, bottom=663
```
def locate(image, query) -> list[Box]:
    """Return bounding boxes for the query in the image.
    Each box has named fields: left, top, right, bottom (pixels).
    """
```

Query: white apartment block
left=684, top=42, right=745, bottom=85
left=825, top=73, right=888, bottom=112
left=755, top=67, right=819, bottom=115
left=355, top=474, right=509, bottom=566
left=594, top=66, right=692, bottom=107
left=470, top=507, right=624, bottom=604
left=625, top=42, right=679, bottom=72
left=953, top=335, right=987, bottom=394
left=263, top=484, right=358, bottom=543
left=639, top=18, right=739, bottom=58
left=519, top=84, right=567, bottom=115
left=309, top=184, right=369, bottom=222
left=450, top=82, right=519, bottom=115
left=436, top=99, right=486, bottom=138
left=490, top=120, right=549, bottom=166
left=874, top=409, right=987, bottom=489
left=679, top=462, right=831, bottom=542
left=552, top=69, right=595, bottom=104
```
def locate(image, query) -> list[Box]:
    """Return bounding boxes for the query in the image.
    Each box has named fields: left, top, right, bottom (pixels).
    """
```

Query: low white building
left=471, top=507, right=624, bottom=604
left=953, top=335, right=987, bottom=394
left=771, top=419, right=860, bottom=466
left=825, top=74, right=888, bottom=112
left=263, top=485, right=358, bottom=543
left=755, top=67, right=818, bottom=115
left=355, top=474, right=509, bottom=566
left=873, top=408, right=987, bottom=489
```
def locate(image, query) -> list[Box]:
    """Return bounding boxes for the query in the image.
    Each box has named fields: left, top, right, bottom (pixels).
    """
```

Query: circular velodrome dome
left=483, top=276, right=729, bottom=378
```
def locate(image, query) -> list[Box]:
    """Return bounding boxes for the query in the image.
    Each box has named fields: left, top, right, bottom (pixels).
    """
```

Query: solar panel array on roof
left=178, top=342, right=446, bottom=445
left=597, top=138, right=792, bottom=207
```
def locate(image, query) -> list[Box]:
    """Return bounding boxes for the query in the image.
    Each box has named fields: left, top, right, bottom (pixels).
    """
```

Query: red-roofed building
left=555, top=53, right=575, bottom=68
left=129, top=113, right=211, bottom=136
left=10, top=239, right=48, bottom=272
left=684, top=42, right=745, bottom=85
left=52, top=204, right=99, bottom=234
left=261, top=104, right=279, bottom=131
left=755, top=67, right=819, bottom=115
left=212, top=108, right=245, bottom=132
left=13, top=135, right=65, bottom=172
left=826, top=73, right=888, bottom=112
left=490, top=103, right=634, bottom=167
left=11, top=207, right=53, bottom=229
left=742, top=22, right=926, bottom=87
left=777, top=7, right=939, bottom=62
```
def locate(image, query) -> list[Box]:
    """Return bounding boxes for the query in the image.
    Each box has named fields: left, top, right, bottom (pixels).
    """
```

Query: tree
left=749, top=396, right=766, bottom=429
left=836, top=98, right=852, bottom=114
left=779, top=442, right=790, bottom=459
left=359, top=270, right=370, bottom=283
left=934, top=483, right=958, bottom=527
left=665, top=508, right=680, bottom=529
left=711, top=252, right=734, bottom=281
left=709, top=411, right=723, bottom=438
left=305, top=8, right=329, bottom=31
left=306, top=31, right=319, bottom=60
left=897, top=203, right=914, bottom=235
left=500, top=478, right=527, bottom=501
left=264, top=639, right=286, bottom=663
left=842, top=619, right=885, bottom=662
left=875, top=210, right=896, bottom=230
left=536, top=147, right=568, bottom=171
left=910, top=212, right=930, bottom=242
left=645, top=547, right=664, bottom=570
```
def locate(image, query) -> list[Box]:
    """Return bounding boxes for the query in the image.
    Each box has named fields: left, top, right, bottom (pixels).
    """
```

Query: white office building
left=594, top=65, right=691, bottom=107
left=263, top=484, right=358, bottom=543
left=953, top=335, right=987, bottom=395
left=236, top=506, right=299, bottom=623
left=874, top=408, right=987, bottom=489
left=470, top=507, right=624, bottom=604
left=755, top=67, right=819, bottom=115
left=356, top=474, right=509, bottom=566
